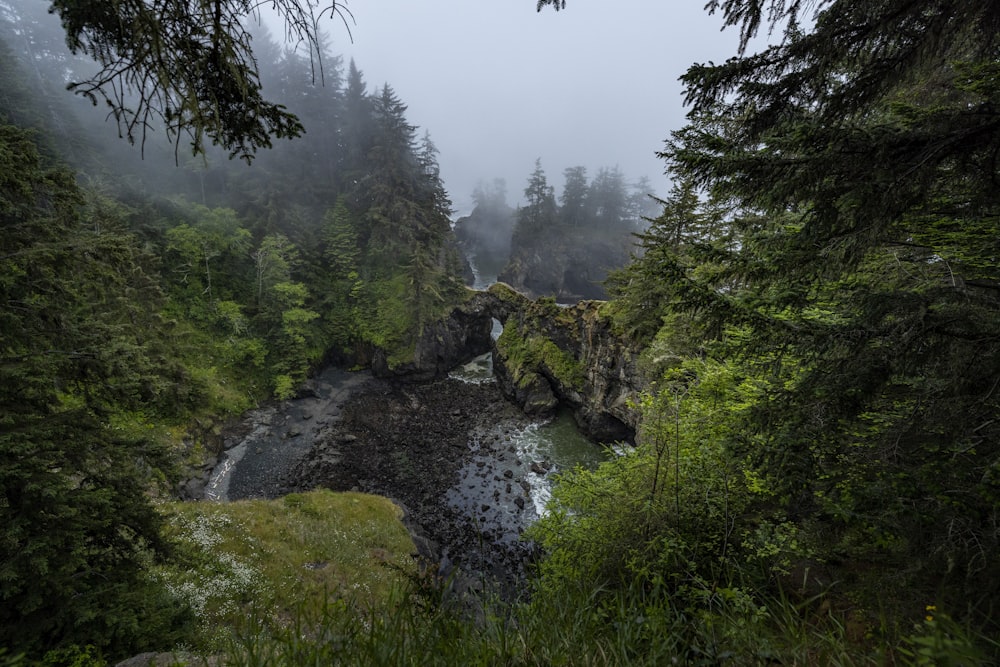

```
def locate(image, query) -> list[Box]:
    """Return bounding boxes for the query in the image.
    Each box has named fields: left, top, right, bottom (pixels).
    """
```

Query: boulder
left=489, top=294, right=643, bottom=442
left=371, top=295, right=493, bottom=381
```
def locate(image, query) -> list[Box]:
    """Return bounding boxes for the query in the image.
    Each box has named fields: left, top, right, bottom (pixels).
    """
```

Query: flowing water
left=444, top=258, right=610, bottom=528
left=447, top=351, right=610, bottom=536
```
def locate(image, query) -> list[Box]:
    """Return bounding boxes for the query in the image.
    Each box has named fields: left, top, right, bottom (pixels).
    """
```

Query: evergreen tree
left=617, top=0, right=1000, bottom=618
left=559, top=166, right=589, bottom=228
left=587, top=166, right=629, bottom=231
left=341, top=59, right=374, bottom=183
left=471, top=178, right=509, bottom=213
left=417, top=130, right=453, bottom=221
left=45, top=0, right=352, bottom=159
left=514, top=159, right=557, bottom=242
left=322, top=195, right=361, bottom=278
left=626, top=175, right=661, bottom=228
left=0, top=123, right=190, bottom=658
left=360, top=84, right=421, bottom=262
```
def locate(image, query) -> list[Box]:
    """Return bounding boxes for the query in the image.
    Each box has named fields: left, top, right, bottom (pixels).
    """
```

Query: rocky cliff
left=498, top=232, right=633, bottom=303
left=367, top=283, right=645, bottom=443
left=370, top=292, right=494, bottom=381
left=485, top=284, right=644, bottom=442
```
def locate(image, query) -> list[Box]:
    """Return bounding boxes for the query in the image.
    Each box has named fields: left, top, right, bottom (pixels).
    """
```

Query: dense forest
left=3, top=0, right=1000, bottom=664
left=1, top=0, right=469, bottom=657
left=455, top=163, right=658, bottom=300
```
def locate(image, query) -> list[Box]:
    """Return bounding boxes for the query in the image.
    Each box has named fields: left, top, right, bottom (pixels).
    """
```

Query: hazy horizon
left=319, top=1, right=744, bottom=214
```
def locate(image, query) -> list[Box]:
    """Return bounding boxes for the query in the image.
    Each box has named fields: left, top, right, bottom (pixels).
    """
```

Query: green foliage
left=40, top=645, right=107, bottom=667
left=207, top=570, right=935, bottom=666
left=0, top=123, right=193, bottom=659
left=528, top=358, right=794, bottom=599
left=496, top=324, right=586, bottom=392
left=46, top=0, right=355, bottom=159
left=899, top=608, right=998, bottom=667
left=322, top=196, right=361, bottom=278
left=597, top=0, right=1000, bottom=643
left=354, top=273, right=415, bottom=366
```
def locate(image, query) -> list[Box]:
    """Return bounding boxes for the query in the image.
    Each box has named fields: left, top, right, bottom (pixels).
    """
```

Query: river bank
left=200, top=366, right=374, bottom=502
left=285, top=375, right=547, bottom=594
left=200, top=360, right=594, bottom=596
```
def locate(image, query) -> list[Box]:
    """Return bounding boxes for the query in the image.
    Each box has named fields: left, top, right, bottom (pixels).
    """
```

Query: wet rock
left=295, top=382, right=321, bottom=399
left=286, top=376, right=536, bottom=597
left=371, top=302, right=493, bottom=381
left=179, top=476, right=206, bottom=500
left=487, top=293, right=642, bottom=442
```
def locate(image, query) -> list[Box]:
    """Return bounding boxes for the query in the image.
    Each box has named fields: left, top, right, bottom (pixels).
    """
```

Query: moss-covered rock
left=491, top=292, right=643, bottom=442
left=371, top=296, right=494, bottom=381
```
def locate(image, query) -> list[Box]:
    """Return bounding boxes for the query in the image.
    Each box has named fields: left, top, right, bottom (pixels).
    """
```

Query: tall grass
left=218, top=577, right=999, bottom=667
left=154, top=490, right=417, bottom=652
left=145, top=489, right=997, bottom=666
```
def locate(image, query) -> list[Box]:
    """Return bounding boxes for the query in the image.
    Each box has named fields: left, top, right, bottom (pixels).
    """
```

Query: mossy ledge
left=154, top=489, right=417, bottom=652
left=490, top=291, right=644, bottom=443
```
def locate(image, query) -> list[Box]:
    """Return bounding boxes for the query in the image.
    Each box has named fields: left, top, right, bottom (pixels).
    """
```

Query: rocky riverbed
left=285, top=375, right=549, bottom=595
left=202, top=363, right=571, bottom=596
left=200, top=366, right=374, bottom=502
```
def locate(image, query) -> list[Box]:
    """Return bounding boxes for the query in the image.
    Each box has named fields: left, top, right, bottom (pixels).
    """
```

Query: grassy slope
left=155, top=490, right=417, bottom=651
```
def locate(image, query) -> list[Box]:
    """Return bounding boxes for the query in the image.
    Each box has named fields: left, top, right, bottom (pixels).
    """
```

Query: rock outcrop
left=454, top=201, right=517, bottom=286
left=452, top=283, right=644, bottom=442
left=491, top=293, right=643, bottom=442
left=367, top=282, right=645, bottom=442
left=498, top=233, right=633, bottom=303
left=370, top=293, right=494, bottom=381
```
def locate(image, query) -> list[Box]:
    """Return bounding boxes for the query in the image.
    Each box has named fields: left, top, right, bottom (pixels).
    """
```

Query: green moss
left=487, top=281, right=529, bottom=306
left=496, top=322, right=528, bottom=365
left=156, top=490, right=416, bottom=650
left=497, top=323, right=585, bottom=392
left=535, top=337, right=586, bottom=389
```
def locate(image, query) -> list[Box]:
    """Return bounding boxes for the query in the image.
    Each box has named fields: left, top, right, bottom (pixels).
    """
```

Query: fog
left=327, top=1, right=743, bottom=213
left=4, top=0, right=747, bottom=213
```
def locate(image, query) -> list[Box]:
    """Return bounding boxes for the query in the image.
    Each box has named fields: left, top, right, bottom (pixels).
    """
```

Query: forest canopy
left=526, top=0, right=1000, bottom=655
left=0, top=11, right=466, bottom=656
left=44, top=0, right=352, bottom=160
left=3, top=0, right=1000, bottom=663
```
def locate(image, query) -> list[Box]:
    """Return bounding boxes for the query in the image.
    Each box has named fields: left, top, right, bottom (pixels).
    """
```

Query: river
left=447, top=351, right=609, bottom=525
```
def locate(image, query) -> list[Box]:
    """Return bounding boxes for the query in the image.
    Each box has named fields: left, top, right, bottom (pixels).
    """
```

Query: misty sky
left=327, top=1, right=745, bottom=214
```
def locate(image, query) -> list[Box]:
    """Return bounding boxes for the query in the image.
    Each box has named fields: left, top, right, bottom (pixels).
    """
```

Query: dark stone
left=285, top=377, right=537, bottom=598
left=482, top=290, right=642, bottom=442
left=371, top=298, right=493, bottom=381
